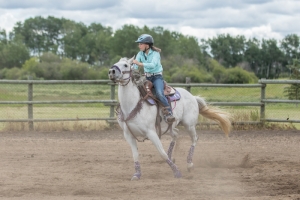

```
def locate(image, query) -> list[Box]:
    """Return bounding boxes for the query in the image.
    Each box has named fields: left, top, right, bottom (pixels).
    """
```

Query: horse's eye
left=124, top=64, right=128, bottom=68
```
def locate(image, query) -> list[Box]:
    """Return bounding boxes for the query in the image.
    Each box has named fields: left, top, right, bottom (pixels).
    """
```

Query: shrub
left=0, top=67, right=28, bottom=80
left=170, top=65, right=215, bottom=83
left=221, top=67, right=258, bottom=83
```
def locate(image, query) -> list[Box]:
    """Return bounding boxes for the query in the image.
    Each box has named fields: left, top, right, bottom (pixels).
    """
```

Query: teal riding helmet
left=135, top=34, right=154, bottom=44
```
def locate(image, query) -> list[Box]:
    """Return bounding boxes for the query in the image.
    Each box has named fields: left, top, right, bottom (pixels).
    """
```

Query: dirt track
left=0, top=129, right=300, bottom=200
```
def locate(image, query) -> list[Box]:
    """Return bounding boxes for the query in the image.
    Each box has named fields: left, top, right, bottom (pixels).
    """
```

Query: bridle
left=110, top=63, right=132, bottom=86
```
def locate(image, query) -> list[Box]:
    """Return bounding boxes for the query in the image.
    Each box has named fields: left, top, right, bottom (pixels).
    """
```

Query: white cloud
left=0, top=0, right=121, bottom=10
left=179, top=24, right=283, bottom=41
left=0, top=0, right=300, bottom=41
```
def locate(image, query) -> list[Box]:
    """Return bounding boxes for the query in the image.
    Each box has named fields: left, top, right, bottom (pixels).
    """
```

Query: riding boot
left=162, top=107, right=175, bottom=123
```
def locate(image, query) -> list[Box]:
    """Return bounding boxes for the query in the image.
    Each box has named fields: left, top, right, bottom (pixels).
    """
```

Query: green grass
left=0, top=84, right=113, bottom=101
left=0, top=106, right=110, bottom=119
left=190, top=84, right=290, bottom=102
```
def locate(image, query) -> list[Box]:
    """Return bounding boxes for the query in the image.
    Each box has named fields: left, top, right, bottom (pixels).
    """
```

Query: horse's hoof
left=174, top=171, right=182, bottom=178
left=131, top=176, right=140, bottom=181
left=187, top=163, right=194, bottom=172
left=131, top=173, right=141, bottom=181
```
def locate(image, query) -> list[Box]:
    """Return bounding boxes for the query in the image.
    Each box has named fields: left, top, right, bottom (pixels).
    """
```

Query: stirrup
left=164, top=113, right=175, bottom=123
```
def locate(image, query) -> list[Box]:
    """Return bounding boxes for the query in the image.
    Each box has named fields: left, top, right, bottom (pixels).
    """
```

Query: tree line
left=0, top=16, right=300, bottom=83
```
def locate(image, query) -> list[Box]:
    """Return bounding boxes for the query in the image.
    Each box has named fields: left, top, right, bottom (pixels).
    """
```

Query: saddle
left=135, top=75, right=181, bottom=105
left=145, top=80, right=176, bottom=96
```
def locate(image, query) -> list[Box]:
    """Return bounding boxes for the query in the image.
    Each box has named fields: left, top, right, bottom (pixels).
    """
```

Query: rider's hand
left=133, top=60, right=143, bottom=67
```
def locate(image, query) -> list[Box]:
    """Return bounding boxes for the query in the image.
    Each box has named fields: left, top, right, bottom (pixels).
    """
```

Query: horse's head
left=108, top=56, right=135, bottom=84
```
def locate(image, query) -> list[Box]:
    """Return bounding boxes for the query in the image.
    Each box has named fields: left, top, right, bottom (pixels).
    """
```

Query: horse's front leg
left=167, top=127, right=178, bottom=162
left=167, top=140, right=175, bottom=160
left=123, top=130, right=141, bottom=180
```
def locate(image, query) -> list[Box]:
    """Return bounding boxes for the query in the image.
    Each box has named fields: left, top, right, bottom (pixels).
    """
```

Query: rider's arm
left=142, top=51, right=161, bottom=71
left=133, top=52, right=142, bottom=69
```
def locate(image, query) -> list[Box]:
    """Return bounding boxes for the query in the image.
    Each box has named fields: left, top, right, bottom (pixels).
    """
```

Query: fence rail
left=0, top=79, right=299, bottom=130
left=0, top=80, right=111, bottom=84
left=0, top=100, right=117, bottom=104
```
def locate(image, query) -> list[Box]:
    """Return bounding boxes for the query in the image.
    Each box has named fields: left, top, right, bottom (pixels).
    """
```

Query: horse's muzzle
left=108, top=69, right=116, bottom=81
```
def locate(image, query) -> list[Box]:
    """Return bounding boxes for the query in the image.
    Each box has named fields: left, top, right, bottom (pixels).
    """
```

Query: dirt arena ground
left=0, top=128, right=300, bottom=200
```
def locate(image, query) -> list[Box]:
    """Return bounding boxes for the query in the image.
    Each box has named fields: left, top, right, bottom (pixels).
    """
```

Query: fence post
left=27, top=77, right=34, bottom=130
left=260, top=79, right=266, bottom=126
left=186, top=77, right=191, bottom=92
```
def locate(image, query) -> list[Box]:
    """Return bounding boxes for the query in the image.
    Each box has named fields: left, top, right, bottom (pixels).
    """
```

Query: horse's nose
left=108, top=69, right=115, bottom=75
left=108, top=69, right=116, bottom=80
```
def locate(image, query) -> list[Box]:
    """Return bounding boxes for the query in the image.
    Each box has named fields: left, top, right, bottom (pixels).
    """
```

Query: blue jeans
left=146, top=74, right=172, bottom=113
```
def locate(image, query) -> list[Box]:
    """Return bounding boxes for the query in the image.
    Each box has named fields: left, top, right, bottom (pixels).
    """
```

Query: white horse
left=108, top=56, right=232, bottom=180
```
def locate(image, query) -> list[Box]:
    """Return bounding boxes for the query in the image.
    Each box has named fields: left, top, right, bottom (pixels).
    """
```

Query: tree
left=281, top=34, right=300, bottom=63
left=281, top=34, right=300, bottom=76
left=244, top=38, right=262, bottom=76
left=12, top=16, right=64, bottom=56
left=79, top=23, right=113, bottom=66
left=284, top=59, right=300, bottom=100
left=0, top=28, right=7, bottom=44
left=260, top=39, right=285, bottom=79
left=205, top=34, right=246, bottom=68
left=61, top=19, right=88, bottom=60
left=0, top=38, right=30, bottom=69
left=111, top=24, right=141, bottom=58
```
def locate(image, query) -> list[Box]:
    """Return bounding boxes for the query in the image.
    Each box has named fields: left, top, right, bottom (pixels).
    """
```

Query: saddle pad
left=146, top=89, right=181, bottom=105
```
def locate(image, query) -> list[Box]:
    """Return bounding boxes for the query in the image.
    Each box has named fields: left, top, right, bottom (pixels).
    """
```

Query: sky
left=1, top=0, right=300, bottom=41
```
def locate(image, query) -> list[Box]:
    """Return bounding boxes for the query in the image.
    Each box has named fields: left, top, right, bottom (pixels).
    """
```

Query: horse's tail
left=195, top=96, right=232, bottom=136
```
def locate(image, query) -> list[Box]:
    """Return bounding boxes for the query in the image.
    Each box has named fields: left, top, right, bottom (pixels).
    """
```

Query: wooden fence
left=0, top=79, right=299, bottom=130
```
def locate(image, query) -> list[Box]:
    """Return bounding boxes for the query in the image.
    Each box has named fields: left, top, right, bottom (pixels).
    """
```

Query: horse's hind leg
left=123, top=131, right=141, bottom=180
left=185, top=125, right=198, bottom=172
left=147, top=130, right=182, bottom=178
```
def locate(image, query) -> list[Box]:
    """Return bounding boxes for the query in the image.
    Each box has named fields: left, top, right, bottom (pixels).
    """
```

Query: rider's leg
left=151, top=75, right=175, bottom=123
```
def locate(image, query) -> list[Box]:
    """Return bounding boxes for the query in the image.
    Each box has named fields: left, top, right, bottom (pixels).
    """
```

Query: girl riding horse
left=132, top=34, right=175, bottom=123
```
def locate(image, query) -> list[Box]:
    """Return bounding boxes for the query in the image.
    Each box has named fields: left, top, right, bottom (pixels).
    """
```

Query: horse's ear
left=128, top=55, right=135, bottom=64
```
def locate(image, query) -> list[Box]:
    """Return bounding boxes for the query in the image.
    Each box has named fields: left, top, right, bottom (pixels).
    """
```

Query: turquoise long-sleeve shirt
left=133, top=49, right=163, bottom=73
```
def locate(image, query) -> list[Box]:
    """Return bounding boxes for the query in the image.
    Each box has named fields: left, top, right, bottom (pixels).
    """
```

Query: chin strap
left=142, top=46, right=150, bottom=60
left=143, top=46, right=150, bottom=53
